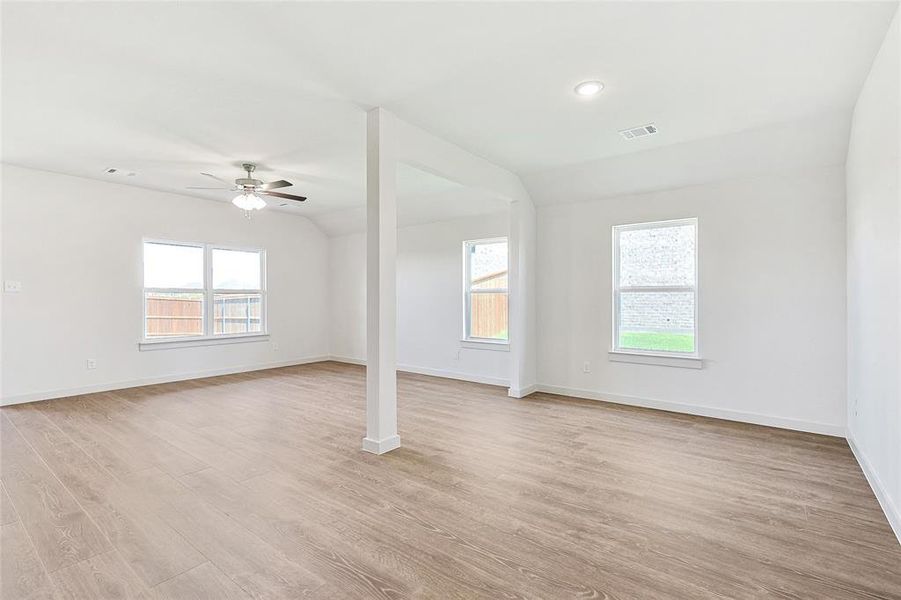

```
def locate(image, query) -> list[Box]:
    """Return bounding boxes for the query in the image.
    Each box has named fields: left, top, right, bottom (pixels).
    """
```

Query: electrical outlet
left=272, top=342, right=280, bottom=351
left=3, top=280, right=22, bottom=293
left=86, top=359, right=97, bottom=370
left=583, top=361, right=591, bottom=373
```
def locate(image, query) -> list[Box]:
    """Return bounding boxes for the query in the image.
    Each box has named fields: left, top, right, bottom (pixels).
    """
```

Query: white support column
left=363, top=107, right=401, bottom=455
left=508, top=197, right=538, bottom=399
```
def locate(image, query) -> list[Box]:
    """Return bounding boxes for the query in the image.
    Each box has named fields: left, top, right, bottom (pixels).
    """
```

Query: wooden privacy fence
left=145, top=295, right=202, bottom=336
left=145, top=294, right=261, bottom=337
left=470, top=292, right=508, bottom=339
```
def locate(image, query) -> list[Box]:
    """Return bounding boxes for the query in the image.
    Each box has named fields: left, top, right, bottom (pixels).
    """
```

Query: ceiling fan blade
left=261, top=179, right=292, bottom=190
left=186, top=186, right=229, bottom=190
left=200, top=172, right=232, bottom=184
left=262, top=191, right=306, bottom=202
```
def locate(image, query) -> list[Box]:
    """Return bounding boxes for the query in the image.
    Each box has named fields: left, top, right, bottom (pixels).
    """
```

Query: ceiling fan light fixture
left=232, top=192, right=266, bottom=211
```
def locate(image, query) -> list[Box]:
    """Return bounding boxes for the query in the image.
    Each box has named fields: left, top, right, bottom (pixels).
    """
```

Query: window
left=212, top=249, right=264, bottom=335
left=464, top=238, right=508, bottom=342
left=143, top=241, right=265, bottom=341
left=612, top=219, right=697, bottom=356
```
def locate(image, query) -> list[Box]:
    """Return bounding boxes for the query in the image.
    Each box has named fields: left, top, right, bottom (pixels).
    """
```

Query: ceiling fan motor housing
left=186, top=162, right=306, bottom=203
left=236, top=163, right=261, bottom=188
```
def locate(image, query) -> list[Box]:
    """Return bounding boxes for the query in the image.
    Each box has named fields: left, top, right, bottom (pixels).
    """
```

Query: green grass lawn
left=619, top=331, right=695, bottom=353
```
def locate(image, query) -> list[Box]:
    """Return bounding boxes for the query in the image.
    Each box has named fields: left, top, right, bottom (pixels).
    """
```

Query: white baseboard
left=326, top=361, right=843, bottom=437
left=0, top=356, right=331, bottom=407
left=398, top=364, right=509, bottom=388
left=6, top=356, right=844, bottom=439
left=535, top=384, right=846, bottom=437
left=327, top=355, right=366, bottom=366
left=361, top=434, right=401, bottom=455
left=508, top=384, right=538, bottom=398
left=327, top=355, right=509, bottom=388
left=847, top=432, right=901, bottom=547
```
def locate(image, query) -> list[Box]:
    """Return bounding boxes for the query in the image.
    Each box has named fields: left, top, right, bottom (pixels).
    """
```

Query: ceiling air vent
left=619, top=123, right=658, bottom=140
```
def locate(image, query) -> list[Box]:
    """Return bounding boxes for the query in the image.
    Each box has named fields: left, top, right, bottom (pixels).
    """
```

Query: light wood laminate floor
left=1, top=362, right=899, bottom=599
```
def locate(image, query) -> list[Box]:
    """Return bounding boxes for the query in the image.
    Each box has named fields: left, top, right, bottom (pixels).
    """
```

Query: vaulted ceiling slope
left=2, top=1, right=897, bottom=225
left=523, top=111, right=853, bottom=206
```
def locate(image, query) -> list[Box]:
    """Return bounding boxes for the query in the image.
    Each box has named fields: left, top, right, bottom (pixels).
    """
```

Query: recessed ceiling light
left=574, top=80, right=604, bottom=97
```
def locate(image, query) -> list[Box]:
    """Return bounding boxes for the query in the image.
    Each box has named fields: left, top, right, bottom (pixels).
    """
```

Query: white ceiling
left=524, top=111, right=853, bottom=206
left=2, top=1, right=897, bottom=232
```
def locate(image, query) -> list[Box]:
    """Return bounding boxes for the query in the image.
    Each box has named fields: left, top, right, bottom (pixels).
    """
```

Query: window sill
left=139, top=333, right=270, bottom=351
left=460, top=339, right=510, bottom=352
left=608, top=350, right=702, bottom=369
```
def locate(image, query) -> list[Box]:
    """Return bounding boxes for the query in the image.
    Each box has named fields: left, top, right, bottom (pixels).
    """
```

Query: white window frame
left=611, top=218, right=699, bottom=361
left=140, top=239, right=268, bottom=350
left=462, top=237, right=509, bottom=347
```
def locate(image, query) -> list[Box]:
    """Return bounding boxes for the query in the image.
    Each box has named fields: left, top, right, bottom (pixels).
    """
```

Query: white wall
left=329, top=212, right=511, bottom=386
left=329, top=232, right=368, bottom=363
left=1, top=165, right=330, bottom=404
left=846, top=7, right=900, bottom=540
left=536, top=165, right=848, bottom=435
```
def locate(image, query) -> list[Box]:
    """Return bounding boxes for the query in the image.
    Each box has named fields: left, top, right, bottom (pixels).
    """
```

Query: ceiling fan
left=186, top=163, right=307, bottom=212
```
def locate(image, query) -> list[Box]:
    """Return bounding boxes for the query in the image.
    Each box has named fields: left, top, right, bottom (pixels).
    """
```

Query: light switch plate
left=3, top=281, right=22, bottom=293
